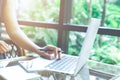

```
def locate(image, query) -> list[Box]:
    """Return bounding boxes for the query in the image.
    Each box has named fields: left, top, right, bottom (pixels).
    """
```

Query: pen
left=39, top=49, right=64, bottom=53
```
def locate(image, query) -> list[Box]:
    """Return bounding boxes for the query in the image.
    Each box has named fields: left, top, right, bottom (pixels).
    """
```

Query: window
left=90, top=35, right=120, bottom=65
left=71, top=0, right=120, bottom=29
left=21, top=25, right=58, bottom=46
left=17, top=0, right=60, bottom=23
left=15, top=0, right=120, bottom=65
left=68, top=31, right=85, bottom=55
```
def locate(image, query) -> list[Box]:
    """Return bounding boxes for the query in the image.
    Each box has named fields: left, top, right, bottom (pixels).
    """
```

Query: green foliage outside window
left=90, top=35, right=120, bottom=65
left=17, top=0, right=60, bottom=22
left=22, top=27, right=57, bottom=47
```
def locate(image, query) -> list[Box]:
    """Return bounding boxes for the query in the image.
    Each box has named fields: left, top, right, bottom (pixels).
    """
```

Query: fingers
left=39, top=51, right=55, bottom=60
left=57, top=48, right=61, bottom=60
left=42, top=45, right=61, bottom=60
left=0, top=41, right=10, bottom=54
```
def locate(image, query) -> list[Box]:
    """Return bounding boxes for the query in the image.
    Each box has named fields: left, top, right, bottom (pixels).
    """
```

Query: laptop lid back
left=74, top=18, right=100, bottom=75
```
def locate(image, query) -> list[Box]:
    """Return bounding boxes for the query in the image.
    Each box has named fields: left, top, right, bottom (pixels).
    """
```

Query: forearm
left=2, top=0, right=40, bottom=52
left=7, top=29, right=40, bottom=52
left=2, top=0, right=61, bottom=60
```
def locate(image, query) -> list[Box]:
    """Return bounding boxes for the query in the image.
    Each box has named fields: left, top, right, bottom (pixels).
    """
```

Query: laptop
left=18, top=18, right=100, bottom=76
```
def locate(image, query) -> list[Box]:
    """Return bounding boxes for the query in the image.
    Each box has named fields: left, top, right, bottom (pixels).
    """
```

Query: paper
left=18, top=57, right=55, bottom=72
left=0, top=65, right=40, bottom=80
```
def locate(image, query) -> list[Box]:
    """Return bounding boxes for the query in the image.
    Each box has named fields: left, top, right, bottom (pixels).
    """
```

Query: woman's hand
left=0, top=41, right=10, bottom=54
left=38, top=45, right=61, bottom=60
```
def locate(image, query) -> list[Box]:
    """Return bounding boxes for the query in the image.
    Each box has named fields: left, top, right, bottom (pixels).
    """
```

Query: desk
left=0, top=56, right=30, bottom=68
left=0, top=56, right=41, bottom=80
left=110, top=75, right=120, bottom=80
left=0, top=56, right=90, bottom=80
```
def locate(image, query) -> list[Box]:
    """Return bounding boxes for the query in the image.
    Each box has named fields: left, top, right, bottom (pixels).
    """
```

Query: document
left=0, top=65, right=40, bottom=80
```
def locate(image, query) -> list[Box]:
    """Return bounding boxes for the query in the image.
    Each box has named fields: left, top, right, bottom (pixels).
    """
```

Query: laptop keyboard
left=45, top=55, right=78, bottom=72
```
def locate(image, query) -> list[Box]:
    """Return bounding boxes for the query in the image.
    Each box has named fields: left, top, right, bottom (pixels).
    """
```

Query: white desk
left=0, top=65, right=40, bottom=80
left=0, top=57, right=41, bottom=80
left=0, top=56, right=90, bottom=80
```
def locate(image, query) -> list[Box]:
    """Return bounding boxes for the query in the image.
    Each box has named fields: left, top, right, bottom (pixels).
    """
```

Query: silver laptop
left=18, top=18, right=100, bottom=76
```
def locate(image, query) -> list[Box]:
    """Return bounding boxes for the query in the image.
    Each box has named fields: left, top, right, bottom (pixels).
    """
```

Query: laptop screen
left=75, top=18, right=100, bottom=75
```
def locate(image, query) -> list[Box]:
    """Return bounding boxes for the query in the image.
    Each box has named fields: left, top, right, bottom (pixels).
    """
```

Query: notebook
left=18, top=18, right=100, bottom=76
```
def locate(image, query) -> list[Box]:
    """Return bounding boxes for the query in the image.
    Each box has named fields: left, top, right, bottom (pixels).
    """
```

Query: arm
left=2, top=0, right=61, bottom=59
left=0, top=40, right=9, bottom=54
left=2, top=0, right=40, bottom=52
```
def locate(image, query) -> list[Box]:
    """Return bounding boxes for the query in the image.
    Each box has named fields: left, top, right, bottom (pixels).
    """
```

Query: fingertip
left=58, top=53, right=61, bottom=60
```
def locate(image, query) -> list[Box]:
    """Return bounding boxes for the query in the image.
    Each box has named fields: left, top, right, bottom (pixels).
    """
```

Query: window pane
left=68, top=31, right=86, bottom=55
left=90, top=35, right=120, bottom=65
left=71, top=0, right=120, bottom=29
left=16, top=0, right=60, bottom=23
left=105, top=0, right=120, bottom=28
left=21, top=26, right=58, bottom=46
left=68, top=31, right=120, bottom=65
left=71, top=0, right=92, bottom=25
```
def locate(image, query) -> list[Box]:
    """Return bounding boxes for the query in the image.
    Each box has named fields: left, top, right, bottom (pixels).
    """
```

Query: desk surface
left=0, top=56, right=33, bottom=67
left=0, top=56, right=90, bottom=80
left=0, top=56, right=41, bottom=80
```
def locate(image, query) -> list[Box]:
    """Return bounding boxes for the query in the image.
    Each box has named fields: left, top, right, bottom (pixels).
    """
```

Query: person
left=0, top=40, right=9, bottom=54
left=0, top=40, right=10, bottom=59
left=1, top=0, right=61, bottom=60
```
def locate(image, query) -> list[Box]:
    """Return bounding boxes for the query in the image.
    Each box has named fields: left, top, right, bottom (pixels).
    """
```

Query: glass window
left=16, top=0, right=60, bottom=23
left=21, top=25, right=58, bottom=47
left=68, top=31, right=86, bottom=55
left=105, top=0, right=120, bottom=28
left=90, top=35, right=120, bottom=65
left=68, top=31, right=120, bottom=65
left=71, top=0, right=120, bottom=29
left=71, top=0, right=93, bottom=25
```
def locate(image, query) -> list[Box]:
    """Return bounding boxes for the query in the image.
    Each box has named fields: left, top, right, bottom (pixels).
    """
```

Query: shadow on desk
left=0, top=75, right=6, bottom=80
